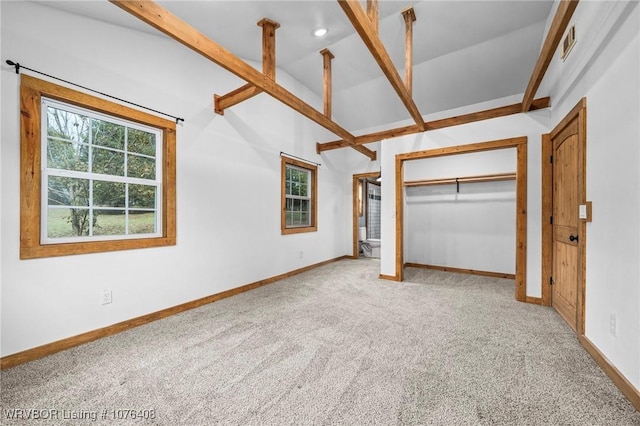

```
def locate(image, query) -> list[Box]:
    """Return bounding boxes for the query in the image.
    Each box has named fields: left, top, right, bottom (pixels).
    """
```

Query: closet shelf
left=404, top=172, right=516, bottom=187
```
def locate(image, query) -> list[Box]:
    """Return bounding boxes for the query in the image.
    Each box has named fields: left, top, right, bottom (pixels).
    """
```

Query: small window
left=281, top=157, right=317, bottom=234
left=20, top=75, right=176, bottom=258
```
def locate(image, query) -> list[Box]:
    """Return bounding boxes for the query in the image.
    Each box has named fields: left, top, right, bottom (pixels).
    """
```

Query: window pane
left=286, top=211, right=293, bottom=227
left=128, top=211, right=156, bottom=234
left=128, top=154, right=156, bottom=180
left=47, top=139, right=89, bottom=172
left=48, top=176, right=89, bottom=207
left=47, top=107, right=89, bottom=143
left=92, top=120, right=125, bottom=150
left=128, top=128, right=156, bottom=156
left=93, top=210, right=125, bottom=236
left=92, top=147, right=125, bottom=176
left=301, top=200, right=309, bottom=226
left=292, top=212, right=301, bottom=226
left=93, top=181, right=125, bottom=207
left=129, top=184, right=156, bottom=209
left=47, top=207, right=91, bottom=238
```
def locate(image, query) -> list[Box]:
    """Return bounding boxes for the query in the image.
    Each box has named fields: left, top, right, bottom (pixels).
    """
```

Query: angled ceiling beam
left=521, top=0, right=579, bottom=112
left=367, top=0, right=379, bottom=34
left=214, top=18, right=279, bottom=115
left=215, top=84, right=262, bottom=114
left=352, top=145, right=377, bottom=161
left=111, top=1, right=376, bottom=159
left=320, top=48, right=335, bottom=118
left=401, top=7, right=416, bottom=95
left=338, top=0, right=425, bottom=130
left=109, top=1, right=351, bottom=140
left=317, top=97, right=551, bottom=152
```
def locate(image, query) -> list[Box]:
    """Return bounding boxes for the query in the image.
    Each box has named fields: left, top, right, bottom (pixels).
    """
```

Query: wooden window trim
left=20, top=75, right=176, bottom=259
left=281, top=156, right=317, bottom=235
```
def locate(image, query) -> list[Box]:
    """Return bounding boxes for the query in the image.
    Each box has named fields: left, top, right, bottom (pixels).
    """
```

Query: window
left=20, top=75, right=176, bottom=258
left=281, top=156, right=317, bottom=234
left=43, top=99, right=162, bottom=242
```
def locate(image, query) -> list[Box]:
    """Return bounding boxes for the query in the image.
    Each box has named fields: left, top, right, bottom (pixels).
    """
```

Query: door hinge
left=550, top=216, right=553, bottom=224
left=549, top=277, right=553, bottom=286
left=550, top=155, right=553, bottom=164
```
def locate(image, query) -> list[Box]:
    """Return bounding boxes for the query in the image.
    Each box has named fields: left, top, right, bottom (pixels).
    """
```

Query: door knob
left=569, top=235, right=579, bottom=242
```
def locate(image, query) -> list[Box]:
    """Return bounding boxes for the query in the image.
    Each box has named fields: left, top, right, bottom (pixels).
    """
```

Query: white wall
left=0, top=2, right=351, bottom=357
left=543, top=0, right=640, bottom=392
left=404, top=151, right=517, bottom=274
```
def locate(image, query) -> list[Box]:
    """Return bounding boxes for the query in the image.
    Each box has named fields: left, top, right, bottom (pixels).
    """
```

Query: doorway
left=352, top=172, right=381, bottom=258
left=542, top=98, right=587, bottom=334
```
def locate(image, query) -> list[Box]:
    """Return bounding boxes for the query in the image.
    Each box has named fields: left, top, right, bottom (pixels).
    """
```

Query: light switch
left=579, top=204, right=587, bottom=219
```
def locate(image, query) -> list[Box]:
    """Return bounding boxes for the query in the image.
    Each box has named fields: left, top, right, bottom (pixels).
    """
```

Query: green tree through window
left=43, top=100, right=161, bottom=241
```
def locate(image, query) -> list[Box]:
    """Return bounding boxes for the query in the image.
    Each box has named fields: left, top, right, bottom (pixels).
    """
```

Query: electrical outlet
left=609, top=313, right=616, bottom=337
left=101, top=289, right=112, bottom=305
left=299, top=251, right=304, bottom=259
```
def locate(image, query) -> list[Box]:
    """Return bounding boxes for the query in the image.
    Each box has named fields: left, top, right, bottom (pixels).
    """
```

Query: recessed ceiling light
left=313, top=28, right=328, bottom=37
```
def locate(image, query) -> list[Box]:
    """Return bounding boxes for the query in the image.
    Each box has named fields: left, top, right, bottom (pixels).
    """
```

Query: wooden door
left=552, top=117, right=580, bottom=331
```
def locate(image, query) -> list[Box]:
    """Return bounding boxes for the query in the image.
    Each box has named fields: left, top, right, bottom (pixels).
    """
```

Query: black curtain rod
left=5, top=60, right=185, bottom=124
left=280, top=152, right=321, bottom=167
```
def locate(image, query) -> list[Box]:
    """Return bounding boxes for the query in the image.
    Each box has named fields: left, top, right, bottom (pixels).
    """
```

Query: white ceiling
left=35, top=0, right=554, bottom=133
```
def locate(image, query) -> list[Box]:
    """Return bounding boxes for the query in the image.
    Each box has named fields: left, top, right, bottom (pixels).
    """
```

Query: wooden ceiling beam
left=521, top=0, right=579, bottom=112
left=112, top=1, right=376, bottom=159
left=317, top=97, right=551, bottom=152
left=401, top=7, right=416, bottom=95
left=366, top=0, right=379, bottom=34
left=425, top=97, right=550, bottom=130
left=320, top=48, right=335, bottom=118
left=214, top=84, right=261, bottom=115
left=352, top=145, right=377, bottom=161
left=214, top=18, right=279, bottom=115
left=338, top=0, right=425, bottom=130
left=259, top=18, right=279, bottom=80
left=109, top=1, right=357, bottom=145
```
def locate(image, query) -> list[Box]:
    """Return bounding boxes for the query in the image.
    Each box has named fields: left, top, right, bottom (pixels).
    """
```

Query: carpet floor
left=2, top=258, right=639, bottom=425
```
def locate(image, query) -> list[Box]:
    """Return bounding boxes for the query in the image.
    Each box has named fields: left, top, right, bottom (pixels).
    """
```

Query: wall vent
left=561, top=25, right=576, bottom=61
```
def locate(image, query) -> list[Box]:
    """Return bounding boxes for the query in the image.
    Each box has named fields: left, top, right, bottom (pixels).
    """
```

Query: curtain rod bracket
left=6, top=60, right=20, bottom=74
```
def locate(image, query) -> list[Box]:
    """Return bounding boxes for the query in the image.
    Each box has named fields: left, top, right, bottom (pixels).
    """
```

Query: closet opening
left=394, top=137, right=528, bottom=302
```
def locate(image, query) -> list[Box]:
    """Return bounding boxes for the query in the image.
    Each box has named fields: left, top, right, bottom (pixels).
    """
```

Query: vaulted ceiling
left=36, top=0, right=556, bottom=145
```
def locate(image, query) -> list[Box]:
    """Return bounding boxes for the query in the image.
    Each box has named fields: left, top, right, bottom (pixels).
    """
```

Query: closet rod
left=403, top=172, right=516, bottom=187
